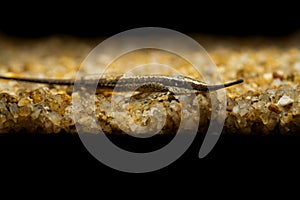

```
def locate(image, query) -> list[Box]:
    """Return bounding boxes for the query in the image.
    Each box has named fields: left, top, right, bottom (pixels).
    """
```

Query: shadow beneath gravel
left=1, top=133, right=300, bottom=176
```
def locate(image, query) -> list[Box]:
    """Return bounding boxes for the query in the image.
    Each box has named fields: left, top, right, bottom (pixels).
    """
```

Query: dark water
left=1, top=1, right=299, bottom=37
left=1, top=133, right=299, bottom=178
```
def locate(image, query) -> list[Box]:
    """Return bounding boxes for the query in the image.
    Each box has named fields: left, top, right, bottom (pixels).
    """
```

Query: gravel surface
left=1, top=33, right=300, bottom=135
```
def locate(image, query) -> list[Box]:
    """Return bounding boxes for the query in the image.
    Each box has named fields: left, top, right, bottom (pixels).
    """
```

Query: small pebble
left=277, top=95, right=294, bottom=106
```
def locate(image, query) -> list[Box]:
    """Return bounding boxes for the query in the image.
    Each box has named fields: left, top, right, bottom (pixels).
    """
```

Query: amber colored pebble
left=272, top=71, right=284, bottom=80
left=268, top=104, right=282, bottom=114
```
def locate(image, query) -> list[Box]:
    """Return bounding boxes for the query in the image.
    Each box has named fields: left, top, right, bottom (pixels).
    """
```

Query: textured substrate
left=1, top=34, right=300, bottom=135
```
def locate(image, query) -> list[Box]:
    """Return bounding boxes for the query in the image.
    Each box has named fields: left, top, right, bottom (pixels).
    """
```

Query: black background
left=0, top=1, right=300, bottom=190
left=1, top=1, right=299, bottom=37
